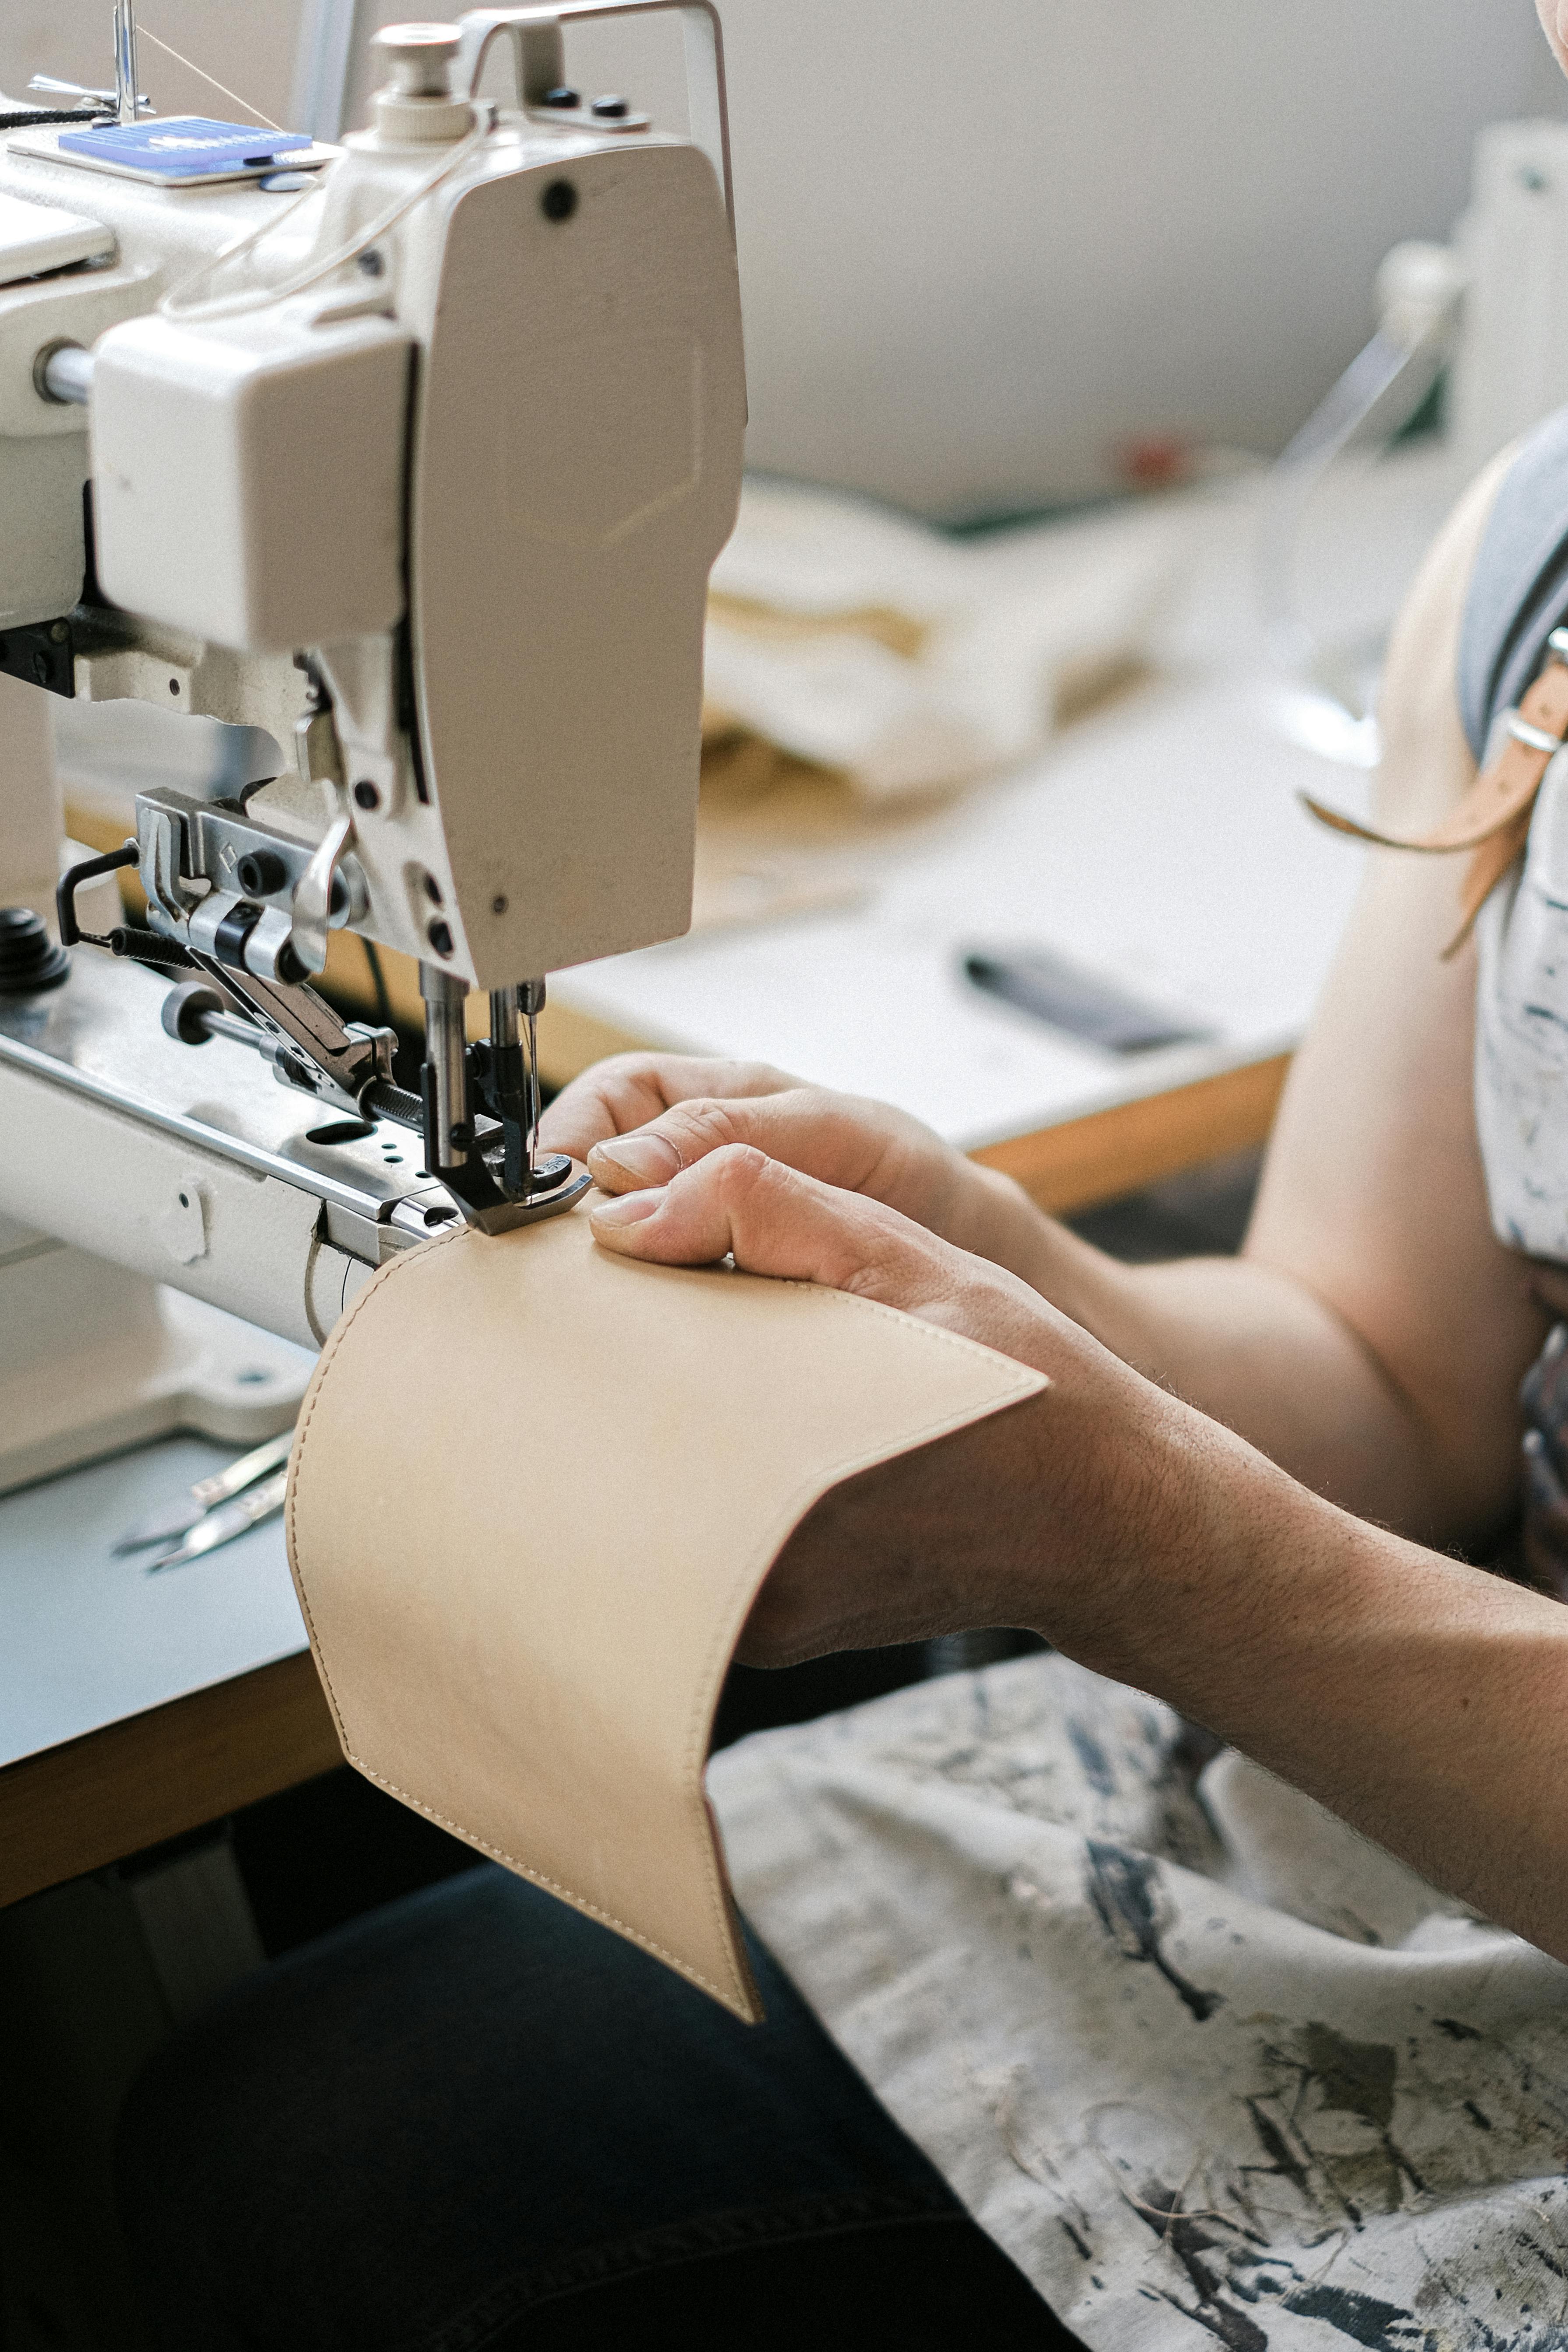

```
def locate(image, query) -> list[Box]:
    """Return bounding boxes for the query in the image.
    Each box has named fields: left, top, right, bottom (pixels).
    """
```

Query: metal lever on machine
left=57, top=843, right=404, bottom=1122
left=452, top=0, right=736, bottom=233
left=159, top=978, right=420, bottom=1128
left=57, top=853, right=576, bottom=1226
left=57, top=839, right=207, bottom=974
left=56, top=840, right=144, bottom=947
left=290, top=812, right=355, bottom=978
left=169, top=957, right=399, bottom=1119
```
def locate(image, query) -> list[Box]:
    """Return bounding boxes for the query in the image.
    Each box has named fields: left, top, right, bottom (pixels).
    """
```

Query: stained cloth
left=710, top=1644, right=1568, bottom=2350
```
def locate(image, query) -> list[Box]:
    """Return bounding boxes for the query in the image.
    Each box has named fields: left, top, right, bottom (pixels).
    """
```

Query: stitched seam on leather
left=287, top=1225, right=753, bottom=2014
left=336, top=1751, right=740, bottom=2007
left=791, top=1269, right=1054, bottom=1371
left=286, top=1229, right=467, bottom=1821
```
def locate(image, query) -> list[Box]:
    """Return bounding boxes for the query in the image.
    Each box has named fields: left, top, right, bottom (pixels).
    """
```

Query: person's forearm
left=594, top=1098, right=1565, bottom=1955
left=1047, top=1407, right=1568, bottom=1963
left=765, top=1372, right=1568, bottom=1963
left=952, top=1166, right=1502, bottom=1544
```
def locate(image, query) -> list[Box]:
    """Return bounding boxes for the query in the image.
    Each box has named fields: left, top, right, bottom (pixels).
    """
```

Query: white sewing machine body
left=0, top=4, right=745, bottom=1486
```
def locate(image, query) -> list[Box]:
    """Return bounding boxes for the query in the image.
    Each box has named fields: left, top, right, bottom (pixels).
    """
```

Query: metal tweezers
left=143, top=1468, right=290, bottom=1574
left=115, top=1428, right=294, bottom=1572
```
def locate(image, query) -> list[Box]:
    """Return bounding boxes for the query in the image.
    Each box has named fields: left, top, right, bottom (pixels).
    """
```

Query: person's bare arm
left=588, top=1148, right=1568, bottom=1964
left=1010, top=447, right=1543, bottom=1548
left=545, top=453, right=1544, bottom=1549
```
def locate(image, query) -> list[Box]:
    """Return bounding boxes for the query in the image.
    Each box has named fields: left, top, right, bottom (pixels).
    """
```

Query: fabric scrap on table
left=704, top=480, right=1190, bottom=803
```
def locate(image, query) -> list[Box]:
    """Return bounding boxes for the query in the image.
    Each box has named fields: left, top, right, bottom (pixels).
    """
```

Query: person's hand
left=587, top=1140, right=1229, bottom=1667
left=538, top=1052, right=1028, bottom=1267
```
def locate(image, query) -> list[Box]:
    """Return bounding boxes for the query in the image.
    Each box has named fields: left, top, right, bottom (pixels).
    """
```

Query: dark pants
left=116, top=1864, right=1083, bottom=2351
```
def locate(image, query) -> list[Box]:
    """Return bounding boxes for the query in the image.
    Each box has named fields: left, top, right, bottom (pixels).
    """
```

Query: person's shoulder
left=1373, top=444, right=1518, bottom=833
left=1458, top=407, right=1568, bottom=760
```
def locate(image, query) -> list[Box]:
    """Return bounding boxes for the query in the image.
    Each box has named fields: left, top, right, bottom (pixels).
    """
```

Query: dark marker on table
left=961, top=946, right=1213, bottom=1055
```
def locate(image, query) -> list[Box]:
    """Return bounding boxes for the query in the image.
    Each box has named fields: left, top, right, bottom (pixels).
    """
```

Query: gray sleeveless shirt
left=1466, top=407, right=1568, bottom=1259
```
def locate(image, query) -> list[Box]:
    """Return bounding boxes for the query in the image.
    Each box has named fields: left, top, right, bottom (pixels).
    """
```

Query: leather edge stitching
left=338, top=1748, right=747, bottom=2013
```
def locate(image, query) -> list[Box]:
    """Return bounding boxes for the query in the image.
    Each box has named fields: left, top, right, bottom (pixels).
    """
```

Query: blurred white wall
left=5, top=2, right=1564, bottom=517
left=716, top=0, right=1567, bottom=515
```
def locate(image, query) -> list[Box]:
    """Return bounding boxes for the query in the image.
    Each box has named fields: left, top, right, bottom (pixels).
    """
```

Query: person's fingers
left=589, top=1143, right=1055, bottom=1377
left=537, top=1054, right=799, bottom=1162
left=586, top=1090, right=895, bottom=1201
left=591, top=1147, right=1079, bottom=1664
left=590, top=1143, right=945, bottom=1301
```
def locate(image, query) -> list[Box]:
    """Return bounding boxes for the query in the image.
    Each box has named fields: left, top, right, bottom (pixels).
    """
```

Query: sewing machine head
left=0, top=2, right=743, bottom=1233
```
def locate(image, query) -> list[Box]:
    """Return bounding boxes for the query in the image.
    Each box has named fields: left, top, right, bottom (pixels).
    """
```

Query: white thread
left=138, top=22, right=283, bottom=132
left=159, top=107, right=490, bottom=324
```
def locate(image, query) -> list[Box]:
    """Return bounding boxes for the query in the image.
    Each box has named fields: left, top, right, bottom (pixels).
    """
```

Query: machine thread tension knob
left=371, top=21, right=471, bottom=144
left=0, top=906, right=68, bottom=995
left=373, top=22, right=462, bottom=96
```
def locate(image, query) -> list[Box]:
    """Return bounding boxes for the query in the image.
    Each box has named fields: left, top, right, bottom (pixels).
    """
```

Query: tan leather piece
left=1302, top=657, right=1568, bottom=958
left=1302, top=658, right=1568, bottom=856
left=285, top=1205, right=1045, bottom=2019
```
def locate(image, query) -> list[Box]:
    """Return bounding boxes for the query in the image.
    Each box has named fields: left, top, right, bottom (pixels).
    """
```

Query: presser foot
left=428, top=1142, right=589, bottom=1233
left=437, top=1163, right=593, bottom=1234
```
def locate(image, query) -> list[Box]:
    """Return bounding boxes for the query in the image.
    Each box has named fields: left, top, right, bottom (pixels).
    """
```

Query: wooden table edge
left=971, top=1052, right=1291, bottom=1215
left=0, top=1649, right=341, bottom=1910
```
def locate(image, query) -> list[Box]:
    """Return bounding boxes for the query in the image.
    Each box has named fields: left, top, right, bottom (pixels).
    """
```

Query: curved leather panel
left=286, top=1204, right=1044, bottom=2018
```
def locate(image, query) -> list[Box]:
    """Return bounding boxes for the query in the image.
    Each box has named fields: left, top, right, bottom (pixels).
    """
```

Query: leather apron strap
left=1302, top=642, right=1568, bottom=956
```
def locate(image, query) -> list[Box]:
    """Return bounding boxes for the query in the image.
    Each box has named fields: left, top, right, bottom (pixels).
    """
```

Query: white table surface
left=0, top=1435, right=306, bottom=1769
left=554, top=451, right=1461, bottom=1149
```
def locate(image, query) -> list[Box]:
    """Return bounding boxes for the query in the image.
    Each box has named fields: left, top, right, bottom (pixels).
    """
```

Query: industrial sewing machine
left=0, top=1, right=745, bottom=1488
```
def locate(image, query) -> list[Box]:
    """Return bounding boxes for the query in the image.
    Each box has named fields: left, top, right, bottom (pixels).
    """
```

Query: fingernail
left=591, top=1187, right=665, bottom=1227
left=590, top=1134, right=679, bottom=1185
